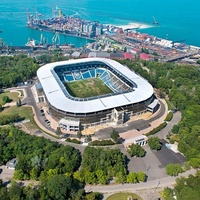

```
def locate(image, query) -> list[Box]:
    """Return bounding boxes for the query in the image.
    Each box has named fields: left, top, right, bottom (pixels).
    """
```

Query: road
left=153, top=111, right=181, bottom=139
left=85, top=169, right=196, bottom=199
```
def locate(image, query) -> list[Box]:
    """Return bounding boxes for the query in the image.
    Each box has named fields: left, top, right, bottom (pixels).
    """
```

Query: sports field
left=65, top=78, right=113, bottom=98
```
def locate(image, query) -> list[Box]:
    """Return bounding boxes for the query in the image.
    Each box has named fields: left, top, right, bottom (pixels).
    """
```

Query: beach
left=117, top=22, right=152, bottom=30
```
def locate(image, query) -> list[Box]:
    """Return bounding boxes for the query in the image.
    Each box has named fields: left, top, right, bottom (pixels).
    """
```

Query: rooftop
left=37, top=58, right=154, bottom=114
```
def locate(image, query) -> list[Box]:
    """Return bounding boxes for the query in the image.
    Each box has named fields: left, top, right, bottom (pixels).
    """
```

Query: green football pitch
left=65, top=78, right=113, bottom=98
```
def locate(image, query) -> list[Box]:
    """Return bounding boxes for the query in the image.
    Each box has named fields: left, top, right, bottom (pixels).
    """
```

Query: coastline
left=116, top=22, right=153, bottom=30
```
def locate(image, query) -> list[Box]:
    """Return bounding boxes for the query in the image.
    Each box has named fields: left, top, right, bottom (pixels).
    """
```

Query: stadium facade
left=37, top=58, right=158, bottom=131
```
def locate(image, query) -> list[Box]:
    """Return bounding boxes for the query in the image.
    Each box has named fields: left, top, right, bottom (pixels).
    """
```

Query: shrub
left=110, top=130, right=120, bottom=143
left=66, top=138, right=81, bottom=144
left=172, top=125, right=179, bottom=134
left=89, top=139, right=115, bottom=146
left=146, top=122, right=167, bottom=136
left=165, top=112, right=173, bottom=122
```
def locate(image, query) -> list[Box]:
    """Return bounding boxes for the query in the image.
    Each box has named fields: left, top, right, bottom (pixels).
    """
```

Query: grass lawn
left=0, top=106, right=37, bottom=128
left=65, top=78, right=113, bottom=98
left=0, top=91, right=20, bottom=105
left=107, top=192, right=143, bottom=200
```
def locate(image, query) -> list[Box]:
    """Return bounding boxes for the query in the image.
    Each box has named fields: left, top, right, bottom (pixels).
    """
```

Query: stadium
left=37, top=58, right=158, bottom=131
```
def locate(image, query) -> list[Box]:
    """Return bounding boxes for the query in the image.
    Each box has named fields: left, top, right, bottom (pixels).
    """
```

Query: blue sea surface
left=0, top=0, right=200, bottom=47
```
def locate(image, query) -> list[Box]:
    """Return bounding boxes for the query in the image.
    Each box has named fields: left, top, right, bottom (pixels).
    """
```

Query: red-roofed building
left=123, top=52, right=134, bottom=60
left=140, top=53, right=149, bottom=61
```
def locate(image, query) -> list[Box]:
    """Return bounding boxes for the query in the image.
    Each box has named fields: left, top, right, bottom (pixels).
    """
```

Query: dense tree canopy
left=0, top=55, right=38, bottom=88
left=0, top=54, right=68, bottom=88
left=0, top=127, right=81, bottom=180
left=81, top=147, right=127, bottom=184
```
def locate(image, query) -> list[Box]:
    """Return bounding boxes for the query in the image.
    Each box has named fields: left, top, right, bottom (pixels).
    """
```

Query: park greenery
left=147, top=137, right=162, bottom=151
left=162, top=170, right=200, bottom=200
left=127, top=144, right=146, bottom=157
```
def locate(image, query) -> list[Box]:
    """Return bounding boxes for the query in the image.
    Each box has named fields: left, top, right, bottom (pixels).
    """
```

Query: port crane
left=26, top=9, right=34, bottom=25
left=34, top=7, right=43, bottom=24
left=153, top=16, right=159, bottom=25
left=52, top=32, right=60, bottom=45
left=51, top=5, right=59, bottom=18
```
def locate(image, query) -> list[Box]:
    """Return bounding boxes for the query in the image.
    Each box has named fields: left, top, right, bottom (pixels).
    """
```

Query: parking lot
left=125, top=140, right=186, bottom=181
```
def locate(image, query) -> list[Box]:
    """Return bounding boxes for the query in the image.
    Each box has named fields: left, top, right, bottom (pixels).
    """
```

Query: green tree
left=189, top=157, right=200, bottom=168
left=30, top=167, right=39, bottom=180
left=161, top=187, right=174, bottom=200
left=127, top=144, right=146, bottom=157
left=126, top=172, right=138, bottom=183
left=86, top=192, right=102, bottom=200
left=73, top=170, right=84, bottom=183
left=172, top=125, right=179, bottom=134
left=8, top=181, right=25, bottom=200
left=137, top=171, right=146, bottom=182
left=2, top=96, right=10, bottom=104
left=110, top=130, right=120, bottom=143
left=46, top=175, right=75, bottom=200
left=84, top=171, right=96, bottom=184
left=165, top=163, right=183, bottom=176
left=77, top=131, right=82, bottom=139
left=95, top=169, right=108, bottom=184
left=148, top=137, right=162, bottom=150
left=115, top=171, right=126, bottom=184
left=13, top=169, right=24, bottom=180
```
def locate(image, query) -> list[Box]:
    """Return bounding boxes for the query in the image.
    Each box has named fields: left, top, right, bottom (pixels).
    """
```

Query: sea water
left=0, top=0, right=200, bottom=47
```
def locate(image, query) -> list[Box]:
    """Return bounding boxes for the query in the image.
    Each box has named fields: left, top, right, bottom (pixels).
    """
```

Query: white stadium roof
left=37, top=58, right=154, bottom=113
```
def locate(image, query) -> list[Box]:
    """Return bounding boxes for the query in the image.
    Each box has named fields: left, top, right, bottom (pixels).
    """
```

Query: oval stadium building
left=37, top=58, right=158, bottom=131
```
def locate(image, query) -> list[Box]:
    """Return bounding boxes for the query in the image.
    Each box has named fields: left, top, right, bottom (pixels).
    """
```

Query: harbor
left=0, top=5, right=199, bottom=65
